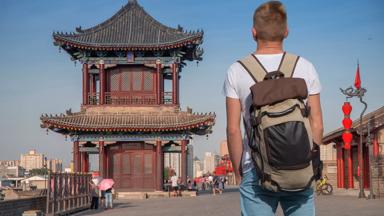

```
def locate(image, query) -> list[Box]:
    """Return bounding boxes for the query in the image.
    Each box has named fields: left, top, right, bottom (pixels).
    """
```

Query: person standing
left=223, top=1, right=323, bottom=215
left=90, top=182, right=99, bottom=210
left=171, top=173, right=179, bottom=197
left=104, top=186, right=113, bottom=209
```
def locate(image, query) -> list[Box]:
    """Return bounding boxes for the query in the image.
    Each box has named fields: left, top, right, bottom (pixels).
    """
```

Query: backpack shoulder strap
left=237, top=54, right=267, bottom=83
left=278, top=52, right=300, bottom=78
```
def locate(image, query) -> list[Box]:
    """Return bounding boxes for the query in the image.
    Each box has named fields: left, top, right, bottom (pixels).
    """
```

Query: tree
left=29, top=168, right=48, bottom=176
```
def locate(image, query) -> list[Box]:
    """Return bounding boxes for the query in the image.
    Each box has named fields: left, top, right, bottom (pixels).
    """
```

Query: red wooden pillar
left=347, top=149, right=354, bottom=188
left=337, top=144, right=341, bottom=188
left=340, top=147, right=345, bottom=188
left=99, top=140, right=105, bottom=178
left=99, top=61, right=105, bottom=105
left=172, top=63, right=178, bottom=105
left=156, top=61, right=162, bottom=105
left=181, top=140, right=187, bottom=185
left=176, top=64, right=180, bottom=105
left=73, top=141, right=80, bottom=173
left=81, top=152, right=89, bottom=173
left=156, top=141, right=163, bottom=191
left=82, top=63, right=89, bottom=105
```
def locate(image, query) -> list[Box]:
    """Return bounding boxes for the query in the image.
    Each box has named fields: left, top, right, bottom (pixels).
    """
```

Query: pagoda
left=40, top=0, right=215, bottom=191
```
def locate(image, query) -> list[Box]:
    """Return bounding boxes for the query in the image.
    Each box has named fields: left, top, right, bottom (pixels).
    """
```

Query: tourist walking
left=223, top=1, right=324, bottom=215
left=98, top=178, right=115, bottom=210
left=171, top=173, right=179, bottom=197
left=104, top=186, right=113, bottom=209
left=90, top=182, right=99, bottom=210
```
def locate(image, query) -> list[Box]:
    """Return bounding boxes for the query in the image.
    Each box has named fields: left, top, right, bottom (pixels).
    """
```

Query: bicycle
left=316, top=175, right=333, bottom=195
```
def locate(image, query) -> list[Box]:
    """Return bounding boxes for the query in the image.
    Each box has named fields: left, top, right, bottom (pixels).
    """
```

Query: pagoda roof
left=53, top=1, right=203, bottom=51
left=40, top=107, right=215, bottom=135
left=323, top=106, right=384, bottom=144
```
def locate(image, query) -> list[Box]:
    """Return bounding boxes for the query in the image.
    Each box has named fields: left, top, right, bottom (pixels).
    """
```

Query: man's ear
left=252, top=27, right=257, bottom=41
left=284, top=27, right=289, bottom=38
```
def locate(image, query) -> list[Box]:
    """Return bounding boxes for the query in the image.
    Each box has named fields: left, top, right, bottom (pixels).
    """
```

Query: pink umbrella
left=98, top=178, right=115, bottom=191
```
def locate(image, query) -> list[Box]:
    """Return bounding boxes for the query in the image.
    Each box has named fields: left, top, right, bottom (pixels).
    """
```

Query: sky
left=0, top=0, right=383, bottom=167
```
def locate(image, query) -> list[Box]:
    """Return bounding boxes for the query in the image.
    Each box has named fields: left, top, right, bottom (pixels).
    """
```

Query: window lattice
left=143, top=71, right=154, bottom=91
left=121, top=71, right=131, bottom=91
left=133, top=71, right=142, bottom=91
left=110, top=70, right=119, bottom=91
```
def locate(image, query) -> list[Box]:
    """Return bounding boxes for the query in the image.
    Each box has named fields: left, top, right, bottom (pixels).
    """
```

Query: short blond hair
left=253, top=1, right=287, bottom=41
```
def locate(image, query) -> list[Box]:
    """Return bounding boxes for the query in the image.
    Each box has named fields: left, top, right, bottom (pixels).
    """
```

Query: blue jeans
left=105, top=192, right=113, bottom=208
left=240, top=169, right=315, bottom=216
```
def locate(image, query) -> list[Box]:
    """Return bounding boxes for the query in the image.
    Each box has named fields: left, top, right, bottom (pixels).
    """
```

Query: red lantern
left=342, top=102, right=352, bottom=115
left=342, top=118, right=353, bottom=129
left=342, top=102, right=353, bottom=150
left=342, top=132, right=353, bottom=143
left=342, top=132, right=352, bottom=150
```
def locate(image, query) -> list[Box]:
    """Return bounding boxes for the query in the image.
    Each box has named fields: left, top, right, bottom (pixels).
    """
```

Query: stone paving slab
left=73, top=187, right=384, bottom=216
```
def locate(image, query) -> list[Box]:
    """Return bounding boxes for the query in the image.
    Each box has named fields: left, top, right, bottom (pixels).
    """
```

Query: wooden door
left=108, top=143, right=154, bottom=190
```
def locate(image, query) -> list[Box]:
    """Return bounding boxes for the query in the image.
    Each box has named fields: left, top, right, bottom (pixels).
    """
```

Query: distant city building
left=203, top=152, right=219, bottom=174
left=220, top=140, right=229, bottom=157
left=193, top=157, right=203, bottom=178
left=20, top=150, right=44, bottom=171
left=164, top=153, right=181, bottom=177
left=187, top=145, right=194, bottom=179
left=47, top=159, right=63, bottom=173
left=0, top=166, right=25, bottom=178
left=0, top=160, right=20, bottom=167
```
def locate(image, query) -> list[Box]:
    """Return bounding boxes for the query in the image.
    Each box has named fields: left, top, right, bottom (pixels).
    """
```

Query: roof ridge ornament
left=128, top=0, right=138, bottom=4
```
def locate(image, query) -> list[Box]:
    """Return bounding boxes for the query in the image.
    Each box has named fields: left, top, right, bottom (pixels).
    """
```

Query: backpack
left=238, top=52, right=322, bottom=192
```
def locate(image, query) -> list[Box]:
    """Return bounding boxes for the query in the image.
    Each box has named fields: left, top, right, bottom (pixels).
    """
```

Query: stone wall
left=0, top=196, right=45, bottom=216
left=371, top=145, right=384, bottom=198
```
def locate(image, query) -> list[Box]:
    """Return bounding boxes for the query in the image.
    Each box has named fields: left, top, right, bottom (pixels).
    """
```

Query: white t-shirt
left=171, top=175, right=178, bottom=187
left=222, top=53, right=322, bottom=174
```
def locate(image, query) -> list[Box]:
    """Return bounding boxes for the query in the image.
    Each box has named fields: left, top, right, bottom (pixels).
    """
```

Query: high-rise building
left=203, top=152, right=219, bottom=174
left=20, top=150, right=44, bottom=171
left=164, top=153, right=181, bottom=177
left=220, top=140, right=229, bottom=157
left=193, top=157, right=202, bottom=178
left=187, top=145, right=194, bottom=178
left=0, top=166, right=25, bottom=178
left=0, top=160, right=20, bottom=167
left=47, top=159, right=63, bottom=173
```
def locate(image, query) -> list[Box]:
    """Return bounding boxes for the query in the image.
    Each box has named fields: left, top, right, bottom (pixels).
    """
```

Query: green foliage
left=164, top=167, right=169, bottom=180
left=29, top=168, right=48, bottom=176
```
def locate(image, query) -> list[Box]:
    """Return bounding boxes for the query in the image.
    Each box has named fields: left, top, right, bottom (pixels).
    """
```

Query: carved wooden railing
left=46, top=172, right=91, bottom=216
left=105, top=92, right=157, bottom=105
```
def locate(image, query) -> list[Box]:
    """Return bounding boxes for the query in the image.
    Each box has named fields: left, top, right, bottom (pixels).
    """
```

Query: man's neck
left=255, top=40, right=284, bottom=54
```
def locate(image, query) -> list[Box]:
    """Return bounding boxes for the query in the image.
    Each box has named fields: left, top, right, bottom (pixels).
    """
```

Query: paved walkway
left=74, top=187, right=383, bottom=216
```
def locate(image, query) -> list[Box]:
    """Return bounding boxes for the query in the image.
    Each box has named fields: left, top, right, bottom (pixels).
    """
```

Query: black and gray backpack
left=238, top=52, right=322, bottom=192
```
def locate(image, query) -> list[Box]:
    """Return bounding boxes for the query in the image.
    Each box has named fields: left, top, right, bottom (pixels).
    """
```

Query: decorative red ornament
left=354, top=63, right=361, bottom=90
left=342, top=118, right=353, bottom=129
left=342, top=132, right=353, bottom=143
left=342, top=132, right=352, bottom=150
left=342, top=102, right=352, bottom=115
